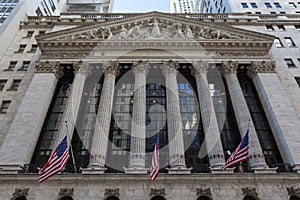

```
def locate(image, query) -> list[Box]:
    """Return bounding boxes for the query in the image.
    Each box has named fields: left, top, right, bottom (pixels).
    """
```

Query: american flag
left=150, top=134, right=160, bottom=181
left=224, top=130, right=249, bottom=170
left=39, top=136, right=70, bottom=183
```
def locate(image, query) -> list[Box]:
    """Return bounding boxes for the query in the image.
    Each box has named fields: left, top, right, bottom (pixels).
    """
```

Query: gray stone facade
left=0, top=12, right=300, bottom=199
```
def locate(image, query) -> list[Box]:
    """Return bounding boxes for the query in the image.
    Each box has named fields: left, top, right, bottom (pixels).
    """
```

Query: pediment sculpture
left=58, top=18, right=244, bottom=41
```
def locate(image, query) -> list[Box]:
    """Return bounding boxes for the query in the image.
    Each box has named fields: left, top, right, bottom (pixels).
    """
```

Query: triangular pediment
left=36, top=12, right=273, bottom=43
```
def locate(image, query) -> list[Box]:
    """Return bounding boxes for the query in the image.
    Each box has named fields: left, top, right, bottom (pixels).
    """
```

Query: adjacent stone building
left=0, top=11, right=300, bottom=199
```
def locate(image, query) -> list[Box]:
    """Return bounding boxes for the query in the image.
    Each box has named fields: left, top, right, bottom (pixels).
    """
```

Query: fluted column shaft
left=88, top=64, right=119, bottom=169
left=219, top=61, right=267, bottom=169
left=128, top=62, right=148, bottom=170
left=192, top=63, right=225, bottom=169
left=162, top=61, right=186, bottom=168
left=53, top=62, right=89, bottom=148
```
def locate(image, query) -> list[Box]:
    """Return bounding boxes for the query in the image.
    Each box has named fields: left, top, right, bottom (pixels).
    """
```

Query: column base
left=292, top=164, right=300, bottom=173
left=0, top=165, right=22, bottom=174
left=211, top=167, right=234, bottom=174
left=167, top=167, right=192, bottom=174
left=81, top=164, right=106, bottom=175
left=124, top=167, right=148, bottom=174
left=253, top=167, right=277, bottom=174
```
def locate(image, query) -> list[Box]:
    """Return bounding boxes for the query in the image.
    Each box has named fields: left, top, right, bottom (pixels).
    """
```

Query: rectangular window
left=265, top=3, right=272, bottom=8
left=285, top=37, right=296, bottom=47
left=16, top=44, right=26, bottom=52
left=29, top=44, right=38, bottom=52
left=8, top=61, right=17, bottom=70
left=274, top=38, right=283, bottom=47
left=0, top=80, right=7, bottom=90
left=277, top=25, right=285, bottom=30
left=270, top=11, right=277, bottom=14
left=39, top=30, right=46, bottom=35
left=284, top=58, right=296, bottom=67
left=10, top=80, right=21, bottom=90
left=0, top=101, right=11, bottom=113
left=289, top=2, right=297, bottom=8
left=250, top=3, right=258, bottom=8
left=280, top=11, right=286, bottom=14
left=295, top=77, right=300, bottom=87
left=266, top=25, right=274, bottom=31
left=298, top=58, right=300, bottom=64
left=241, top=3, right=248, bottom=8
left=274, top=3, right=281, bottom=8
left=20, top=61, right=30, bottom=70
left=26, top=31, right=34, bottom=38
left=295, top=25, right=300, bottom=30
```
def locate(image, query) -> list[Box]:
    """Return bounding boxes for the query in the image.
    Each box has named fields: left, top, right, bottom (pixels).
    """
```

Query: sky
left=113, top=0, right=170, bottom=13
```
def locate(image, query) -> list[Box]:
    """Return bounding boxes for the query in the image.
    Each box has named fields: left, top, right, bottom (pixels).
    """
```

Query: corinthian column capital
left=73, top=61, right=91, bottom=77
left=218, top=61, right=238, bottom=77
left=104, top=61, right=120, bottom=77
left=247, top=61, right=276, bottom=79
left=35, top=61, right=63, bottom=79
left=191, top=61, right=209, bottom=76
left=162, top=60, right=179, bottom=76
left=132, top=60, right=149, bottom=76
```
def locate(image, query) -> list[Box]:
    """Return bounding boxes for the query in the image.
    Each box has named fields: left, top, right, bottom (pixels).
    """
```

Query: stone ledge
left=167, top=167, right=192, bottom=174
left=124, top=167, right=148, bottom=174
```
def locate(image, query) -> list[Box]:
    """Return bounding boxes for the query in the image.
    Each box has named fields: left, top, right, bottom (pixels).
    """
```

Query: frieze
left=216, top=51, right=268, bottom=57
left=41, top=51, right=91, bottom=59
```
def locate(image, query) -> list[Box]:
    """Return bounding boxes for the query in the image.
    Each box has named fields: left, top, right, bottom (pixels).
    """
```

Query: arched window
left=14, top=196, right=27, bottom=200
left=60, top=196, right=73, bottom=200
left=197, top=196, right=211, bottom=200
left=106, top=196, right=120, bottom=200
left=243, top=196, right=257, bottom=200
left=290, top=195, right=300, bottom=200
left=151, top=196, right=166, bottom=200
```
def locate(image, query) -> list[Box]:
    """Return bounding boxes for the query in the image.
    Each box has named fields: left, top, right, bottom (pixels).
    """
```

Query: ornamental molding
left=287, top=187, right=300, bottom=196
left=58, top=188, right=74, bottom=197
left=150, top=188, right=166, bottom=197
left=191, top=61, right=209, bottom=76
left=241, top=187, right=258, bottom=197
left=35, top=61, right=63, bottom=79
left=11, top=188, right=29, bottom=199
left=196, top=188, right=212, bottom=196
left=247, top=61, right=276, bottom=79
left=41, top=51, right=91, bottom=59
left=104, top=61, right=120, bottom=77
left=104, top=188, right=120, bottom=197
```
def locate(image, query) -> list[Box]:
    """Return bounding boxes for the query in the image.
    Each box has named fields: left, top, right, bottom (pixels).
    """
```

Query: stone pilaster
left=219, top=61, right=269, bottom=171
left=192, top=61, right=225, bottom=171
left=162, top=60, right=190, bottom=174
left=248, top=61, right=300, bottom=172
left=126, top=61, right=148, bottom=174
left=0, top=61, right=60, bottom=174
left=52, top=61, right=90, bottom=149
left=82, top=62, right=119, bottom=174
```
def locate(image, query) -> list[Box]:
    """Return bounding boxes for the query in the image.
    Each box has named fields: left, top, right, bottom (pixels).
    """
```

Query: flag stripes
left=150, top=134, right=160, bottom=181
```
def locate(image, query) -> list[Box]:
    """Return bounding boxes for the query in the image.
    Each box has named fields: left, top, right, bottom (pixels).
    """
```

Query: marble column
left=192, top=61, right=225, bottom=171
left=52, top=61, right=90, bottom=148
left=248, top=61, right=300, bottom=172
left=0, top=61, right=61, bottom=174
left=219, top=61, right=270, bottom=172
left=82, top=62, right=119, bottom=174
left=162, top=60, right=191, bottom=174
left=125, top=61, right=148, bottom=174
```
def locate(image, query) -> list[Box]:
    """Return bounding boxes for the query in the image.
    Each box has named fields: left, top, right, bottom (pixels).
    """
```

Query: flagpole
left=65, top=121, right=77, bottom=173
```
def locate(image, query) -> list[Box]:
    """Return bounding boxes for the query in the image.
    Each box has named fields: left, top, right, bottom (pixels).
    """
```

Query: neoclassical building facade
left=0, top=12, right=300, bottom=200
